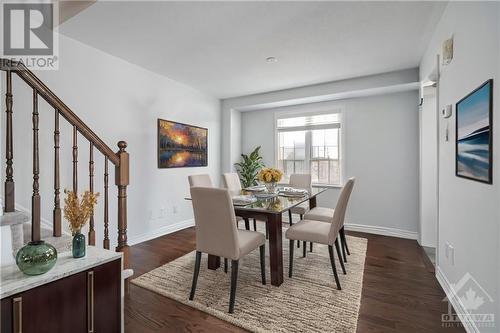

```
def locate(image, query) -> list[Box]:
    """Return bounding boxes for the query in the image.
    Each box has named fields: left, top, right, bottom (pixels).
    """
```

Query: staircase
left=0, top=59, right=132, bottom=283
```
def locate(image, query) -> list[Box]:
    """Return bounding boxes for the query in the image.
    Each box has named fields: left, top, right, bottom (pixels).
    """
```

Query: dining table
left=186, top=186, right=330, bottom=287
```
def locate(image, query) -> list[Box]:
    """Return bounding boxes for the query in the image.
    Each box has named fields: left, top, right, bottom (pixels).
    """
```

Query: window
left=276, top=112, right=342, bottom=185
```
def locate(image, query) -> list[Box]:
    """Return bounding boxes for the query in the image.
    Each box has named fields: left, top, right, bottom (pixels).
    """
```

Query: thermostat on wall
left=441, top=104, right=452, bottom=118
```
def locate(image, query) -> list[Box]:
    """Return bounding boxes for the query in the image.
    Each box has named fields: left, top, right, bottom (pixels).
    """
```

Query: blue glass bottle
left=72, top=230, right=86, bottom=258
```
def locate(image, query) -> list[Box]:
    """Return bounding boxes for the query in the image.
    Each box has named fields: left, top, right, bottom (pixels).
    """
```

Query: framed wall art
left=157, top=119, right=208, bottom=168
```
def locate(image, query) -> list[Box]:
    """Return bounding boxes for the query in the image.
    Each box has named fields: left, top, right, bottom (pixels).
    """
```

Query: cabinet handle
left=13, top=297, right=22, bottom=333
left=87, top=271, right=94, bottom=333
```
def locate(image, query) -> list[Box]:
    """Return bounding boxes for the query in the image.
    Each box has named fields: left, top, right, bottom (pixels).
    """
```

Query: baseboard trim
left=344, top=223, right=418, bottom=240
left=435, top=267, right=479, bottom=333
left=128, top=219, right=195, bottom=246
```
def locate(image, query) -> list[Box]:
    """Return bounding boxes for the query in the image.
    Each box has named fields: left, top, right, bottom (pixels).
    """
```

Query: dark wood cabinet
left=1, top=259, right=121, bottom=333
left=93, top=259, right=121, bottom=332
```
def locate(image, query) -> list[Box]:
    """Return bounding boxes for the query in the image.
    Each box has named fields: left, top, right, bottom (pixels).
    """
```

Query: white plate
left=244, top=185, right=266, bottom=192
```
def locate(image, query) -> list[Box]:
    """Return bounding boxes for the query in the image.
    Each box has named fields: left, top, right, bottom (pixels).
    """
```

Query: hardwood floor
left=125, top=228, right=465, bottom=333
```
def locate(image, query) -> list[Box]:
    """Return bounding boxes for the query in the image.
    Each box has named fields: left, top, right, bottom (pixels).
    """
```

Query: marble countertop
left=0, top=246, right=122, bottom=299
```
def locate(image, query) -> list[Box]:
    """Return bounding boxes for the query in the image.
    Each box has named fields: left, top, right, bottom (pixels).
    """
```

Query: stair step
left=18, top=223, right=72, bottom=254
left=0, top=211, right=30, bottom=227
left=122, top=268, right=134, bottom=280
left=2, top=214, right=130, bottom=278
left=22, top=222, right=57, bottom=243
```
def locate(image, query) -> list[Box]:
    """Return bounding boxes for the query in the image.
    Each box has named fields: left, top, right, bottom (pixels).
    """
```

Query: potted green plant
left=234, top=146, right=265, bottom=188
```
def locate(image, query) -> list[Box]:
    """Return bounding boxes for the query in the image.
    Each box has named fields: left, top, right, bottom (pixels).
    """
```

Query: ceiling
left=60, top=1, right=445, bottom=99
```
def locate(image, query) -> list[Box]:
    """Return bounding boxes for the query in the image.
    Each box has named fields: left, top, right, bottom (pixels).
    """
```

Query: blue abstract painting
left=456, top=80, right=493, bottom=184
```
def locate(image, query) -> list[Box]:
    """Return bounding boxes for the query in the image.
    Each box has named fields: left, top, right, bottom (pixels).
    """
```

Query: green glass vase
left=72, top=231, right=86, bottom=258
left=16, top=240, right=57, bottom=275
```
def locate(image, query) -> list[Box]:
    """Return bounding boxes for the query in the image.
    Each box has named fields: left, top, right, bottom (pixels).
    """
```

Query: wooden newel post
left=115, top=141, right=129, bottom=270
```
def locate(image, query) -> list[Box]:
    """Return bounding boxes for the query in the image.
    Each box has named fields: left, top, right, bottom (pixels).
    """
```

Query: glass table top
left=185, top=187, right=329, bottom=215
left=235, top=187, right=328, bottom=214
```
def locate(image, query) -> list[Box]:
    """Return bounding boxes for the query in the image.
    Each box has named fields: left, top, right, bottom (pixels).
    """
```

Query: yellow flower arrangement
left=64, top=190, right=99, bottom=235
left=258, top=168, right=283, bottom=183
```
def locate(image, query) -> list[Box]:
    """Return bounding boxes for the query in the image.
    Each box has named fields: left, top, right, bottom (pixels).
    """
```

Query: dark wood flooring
left=125, top=228, right=465, bottom=333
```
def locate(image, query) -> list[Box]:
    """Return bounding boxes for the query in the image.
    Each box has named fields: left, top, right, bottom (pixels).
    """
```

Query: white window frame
left=273, top=106, right=346, bottom=187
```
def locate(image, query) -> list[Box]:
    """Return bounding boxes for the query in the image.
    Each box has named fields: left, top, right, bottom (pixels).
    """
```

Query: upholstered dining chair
left=222, top=172, right=242, bottom=196
left=222, top=172, right=259, bottom=233
left=222, top=172, right=268, bottom=235
left=285, top=178, right=355, bottom=290
left=288, top=174, right=312, bottom=250
left=288, top=174, right=312, bottom=225
left=188, top=173, right=241, bottom=271
left=188, top=174, right=213, bottom=187
left=303, top=177, right=355, bottom=263
left=189, top=187, right=266, bottom=313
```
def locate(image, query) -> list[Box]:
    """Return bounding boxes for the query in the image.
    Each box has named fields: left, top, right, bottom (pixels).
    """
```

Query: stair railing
left=1, top=58, right=130, bottom=274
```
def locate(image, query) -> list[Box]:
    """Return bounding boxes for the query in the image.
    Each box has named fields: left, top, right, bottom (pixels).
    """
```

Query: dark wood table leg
left=268, top=213, right=283, bottom=286
left=208, top=255, right=220, bottom=270
left=309, top=196, right=317, bottom=209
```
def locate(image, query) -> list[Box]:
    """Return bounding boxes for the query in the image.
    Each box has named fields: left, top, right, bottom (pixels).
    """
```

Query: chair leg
left=224, top=258, right=228, bottom=273
left=260, top=244, right=266, bottom=285
left=341, top=227, right=350, bottom=256
left=302, top=241, right=306, bottom=257
left=310, top=242, right=313, bottom=252
left=289, top=240, right=294, bottom=278
left=253, top=219, right=257, bottom=231
left=328, top=245, right=342, bottom=290
left=335, top=239, right=347, bottom=275
left=292, top=211, right=299, bottom=248
left=189, top=251, right=202, bottom=300
left=244, top=218, right=250, bottom=230
left=340, top=237, right=347, bottom=263
left=229, top=260, right=239, bottom=313
left=340, top=228, right=347, bottom=263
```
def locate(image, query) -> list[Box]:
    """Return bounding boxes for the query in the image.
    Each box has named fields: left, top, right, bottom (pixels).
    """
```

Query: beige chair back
left=289, top=174, right=312, bottom=192
left=222, top=173, right=242, bottom=196
left=188, top=174, right=213, bottom=187
left=328, top=178, right=355, bottom=244
left=190, top=187, right=240, bottom=260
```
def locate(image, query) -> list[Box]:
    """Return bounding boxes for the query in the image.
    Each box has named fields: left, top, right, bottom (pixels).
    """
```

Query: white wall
left=1, top=33, right=221, bottom=247
left=222, top=68, right=420, bottom=173
left=419, top=86, right=438, bottom=248
left=420, top=2, right=500, bottom=330
left=241, top=91, right=420, bottom=235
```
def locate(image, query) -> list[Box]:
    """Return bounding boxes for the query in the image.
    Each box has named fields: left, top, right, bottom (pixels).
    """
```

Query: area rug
left=132, top=232, right=367, bottom=333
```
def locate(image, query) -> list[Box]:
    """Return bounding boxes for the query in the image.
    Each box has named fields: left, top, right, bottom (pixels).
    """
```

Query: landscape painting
left=456, top=79, right=493, bottom=184
left=158, top=119, right=208, bottom=168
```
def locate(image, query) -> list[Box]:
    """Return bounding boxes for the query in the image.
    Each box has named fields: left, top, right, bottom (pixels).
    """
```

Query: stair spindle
left=103, top=157, right=110, bottom=250
left=1, top=60, right=132, bottom=288
left=72, top=125, right=78, bottom=193
left=88, top=143, right=95, bottom=245
left=53, top=109, right=61, bottom=236
left=4, top=70, right=15, bottom=212
left=31, top=89, right=41, bottom=242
